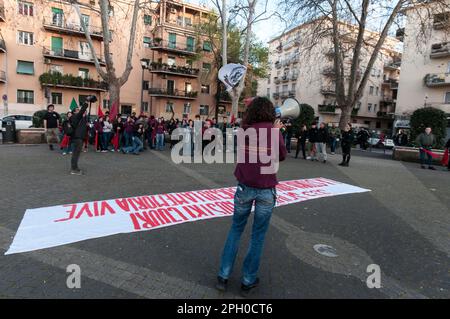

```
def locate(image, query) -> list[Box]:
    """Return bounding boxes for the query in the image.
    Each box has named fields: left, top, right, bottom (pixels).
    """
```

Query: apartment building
left=0, top=0, right=227, bottom=120
left=146, top=0, right=227, bottom=120
left=258, top=19, right=402, bottom=131
left=396, top=1, right=450, bottom=132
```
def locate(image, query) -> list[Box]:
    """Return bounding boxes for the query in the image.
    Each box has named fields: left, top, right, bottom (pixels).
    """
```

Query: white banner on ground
left=5, top=178, right=370, bottom=255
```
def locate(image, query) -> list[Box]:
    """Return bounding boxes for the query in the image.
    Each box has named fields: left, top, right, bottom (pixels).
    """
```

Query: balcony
left=351, top=108, right=359, bottom=116
left=39, top=72, right=108, bottom=91
left=383, top=78, right=399, bottom=89
left=377, top=111, right=394, bottom=119
left=149, top=62, right=199, bottom=78
left=148, top=88, right=198, bottom=100
left=275, top=61, right=282, bottom=69
left=43, top=47, right=106, bottom=66
left=0, top=5, right=5, bottom=22
left=0, top=70, right=6, bottom=83
left=433, top=12, right=449, bottom=30
left=218, top=91, right=232, bottom=104
left=288, top=90, right=296, bottom=97
left=272, top=92, right=280, bottom=99
left=322, top=67, right=336, bottom=77
left=0, top=39, right=5, bottom=53
left=321, top=87, right=336, bottom=96
left=281, top=74, right=289, bottom=82
left=318, top=104, right=336, bottom=114
left=291, top=73, right=298, bottom=81
left=274, top=77, right=281, bottom=84
left=42, top=17, right=103, bottom=40
left=384, top=59, right=401, bottom=70
left=430, top=42, right=450, bottom=58
left=150, top=39, right=197, bottom=56
left=424, top=73, right=450, bottom=87
left=280, top=91, right=289, bottom=98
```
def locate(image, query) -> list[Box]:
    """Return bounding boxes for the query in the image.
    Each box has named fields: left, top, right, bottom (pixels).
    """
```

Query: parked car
left=0, top=114, right=33, bottom=132
left=368, top=133, right=395, bottom=148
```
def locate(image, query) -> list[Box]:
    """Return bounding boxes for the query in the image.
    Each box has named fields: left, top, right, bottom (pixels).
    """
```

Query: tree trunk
left=231, top=89, right=239, bottom=119
left=109, top=81, right=121, bottom=110
left=338, top=105, right=353, bottom=129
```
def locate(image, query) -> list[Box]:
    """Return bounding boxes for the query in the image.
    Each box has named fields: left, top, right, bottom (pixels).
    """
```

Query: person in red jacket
left=216, top=97, right=286, bottom=297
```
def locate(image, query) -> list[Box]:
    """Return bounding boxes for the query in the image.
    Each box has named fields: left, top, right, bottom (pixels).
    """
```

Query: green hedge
left=292, top=103, right=315, bottom=136
left=410, top=107, right=447, bottom=149
left=32, top=110, right=47, bottom=128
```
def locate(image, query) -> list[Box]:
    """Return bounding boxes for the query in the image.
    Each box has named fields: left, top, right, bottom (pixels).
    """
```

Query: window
left=103, top=99, right=110, bottom=109
left=165, top=102, right=174, bottom=113
left=185, top=17, right=192, bottom=27
left=373, top=104, right=377, bottom=112
left=17, top=31, right=33, bottom=45
left=81, top=14, right=90, bottom=28
left=167, top=56, right=176, bottom=66
left=143, top=37, right=152, bottom=48
left=201, top=84, right=210, bottom=94
left=51, top=7, right=64, bottom=27
left=79, top=68, right=89, bottom=79
left=186, top=36, right=195, bottom=52
left=183, top=103, right=191, bottom=115
left=445, top=92, right=450, bottom=104
left=202, top=63, right=211, bottom=72
left=50, top=64, right=63, bottom=74
left=18, top=1, right=33, bottom=16
left=185, top=59, right=193, bottom=68
left=144, top=14, right=152, bottom=25
left=168, top=33, right=176, bottom=49
left=376, top=87, right=379, bottom=96
left=143, top=81, right=149, bottom=90
left=51, top=92, right=62, bottom=105
left=371, top=68, right=376, bottom=76
left=17, top=90, right=34, bottom=104
left=368, top=103, right=372, bottom=111
left=199, top=105, right=209, bottom=116
left=16, top=60, right=34, bottom=75
left=185, top=82, right=192, bottom=93
left=369, top=86, right=374, bottom=95
left=203, top=41, right=212, bottom=52
left=143, top=102, right=149, bottom=112
left=266, top=88, right=270, bottom=97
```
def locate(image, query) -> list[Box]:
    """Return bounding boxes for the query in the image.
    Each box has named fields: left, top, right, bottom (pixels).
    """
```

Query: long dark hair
left=242, top=97, right=276, bottom=126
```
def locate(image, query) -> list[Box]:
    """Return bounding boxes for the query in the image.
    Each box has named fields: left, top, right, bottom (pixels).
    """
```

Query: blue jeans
left=124, top=132, right=133, bottom=147
left=122, top=136, right=143, bottom=154
left=102, top=132, right=111, bottom=150
left=218, top=183, right=276, bottom=286
left=330, top=137, right=337, bottom=153
left=156, top=133, right=165, bottom=150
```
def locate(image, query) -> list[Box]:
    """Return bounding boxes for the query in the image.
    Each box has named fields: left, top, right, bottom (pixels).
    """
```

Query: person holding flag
left=69, top=103, right=89, bottom=175
left=415, top=127, right=437, bottom=170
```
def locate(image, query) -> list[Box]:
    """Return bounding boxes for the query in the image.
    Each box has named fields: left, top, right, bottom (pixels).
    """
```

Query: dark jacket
left=341, top=130, right=354, bottom=149
left=69, top=103, right=89, bottom=140
left=316, top=127, right=329, bottom=143
left=297, top=129, right=308, bottom=142
left=446, top=138, right=450, bottom=149
left=308, top=127, right=318, bottom=143
left=234, top=122, right=287, bottom=189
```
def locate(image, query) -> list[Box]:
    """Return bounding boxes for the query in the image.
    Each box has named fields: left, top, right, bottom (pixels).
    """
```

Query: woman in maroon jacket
left=216, top=97, right=286, bottom=296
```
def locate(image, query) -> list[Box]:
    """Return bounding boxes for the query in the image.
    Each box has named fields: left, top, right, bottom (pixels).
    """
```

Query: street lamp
left=140, top=59, right=149, bottom=114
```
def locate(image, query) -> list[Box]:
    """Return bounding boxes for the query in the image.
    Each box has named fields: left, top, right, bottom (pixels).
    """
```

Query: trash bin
left=2, top=119, right=16, bottom=143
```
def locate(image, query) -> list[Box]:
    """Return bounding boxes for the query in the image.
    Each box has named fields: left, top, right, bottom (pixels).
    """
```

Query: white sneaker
left=62, top=152, right=67, bottom=156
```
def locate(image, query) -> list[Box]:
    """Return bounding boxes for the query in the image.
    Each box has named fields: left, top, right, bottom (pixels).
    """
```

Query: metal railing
left=150, top=39, right=196, bottom=55
left=148, top=88, right=198, bottom=98
left=318, top=104, right=336, bottom=113
left=0, top=70, right=6, bottom=82
left=430, top=42, right=450, bottom=58
left=424, top=73, right=450, bottom=87
left=42, top=16, right=103, bottom=38
left=149, top=63, right=199, bottom=76
left=43, top=47, right=105, bottom=64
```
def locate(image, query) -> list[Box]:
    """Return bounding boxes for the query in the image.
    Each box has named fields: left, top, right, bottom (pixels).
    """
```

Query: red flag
left=95, top=131, right=99, bottom=150
left=97, top=105, right=104, bottom=118
left=230, top=114, right=235, bottom=124
left=109, top=101, right=119, bottom=121
left=112, top=130, right=119, bottom=150
left=60, top=135, right=70, bottom=149
left=441, top=148, right=449, bottom=166
left=420, top=147, right=441, bottom=159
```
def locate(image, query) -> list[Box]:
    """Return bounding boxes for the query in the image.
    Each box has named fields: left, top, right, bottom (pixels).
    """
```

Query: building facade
left=396, top=1, right=450, bottom=131
left=0, top=0, right=228, bottom=120
left=258, top=19, right=402, bottom=131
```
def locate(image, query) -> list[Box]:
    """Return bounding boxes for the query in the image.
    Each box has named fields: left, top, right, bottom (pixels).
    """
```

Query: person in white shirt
left=102, top=115, right=113, bottom=152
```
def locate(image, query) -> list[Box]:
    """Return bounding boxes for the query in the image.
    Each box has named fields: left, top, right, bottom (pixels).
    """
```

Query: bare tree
left=279, top=0, right=450, bottom=129
left=213, top=0, right=276, bottom=119
left=71, top=0, right=143, bottom=109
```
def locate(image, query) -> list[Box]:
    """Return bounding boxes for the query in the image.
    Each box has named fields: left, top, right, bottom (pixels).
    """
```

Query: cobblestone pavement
left=0, top=144, right=449, bottom=298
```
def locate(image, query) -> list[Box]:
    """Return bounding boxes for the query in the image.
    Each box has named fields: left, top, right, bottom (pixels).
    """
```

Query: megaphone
left=275, top=98, right=301, bottom=119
